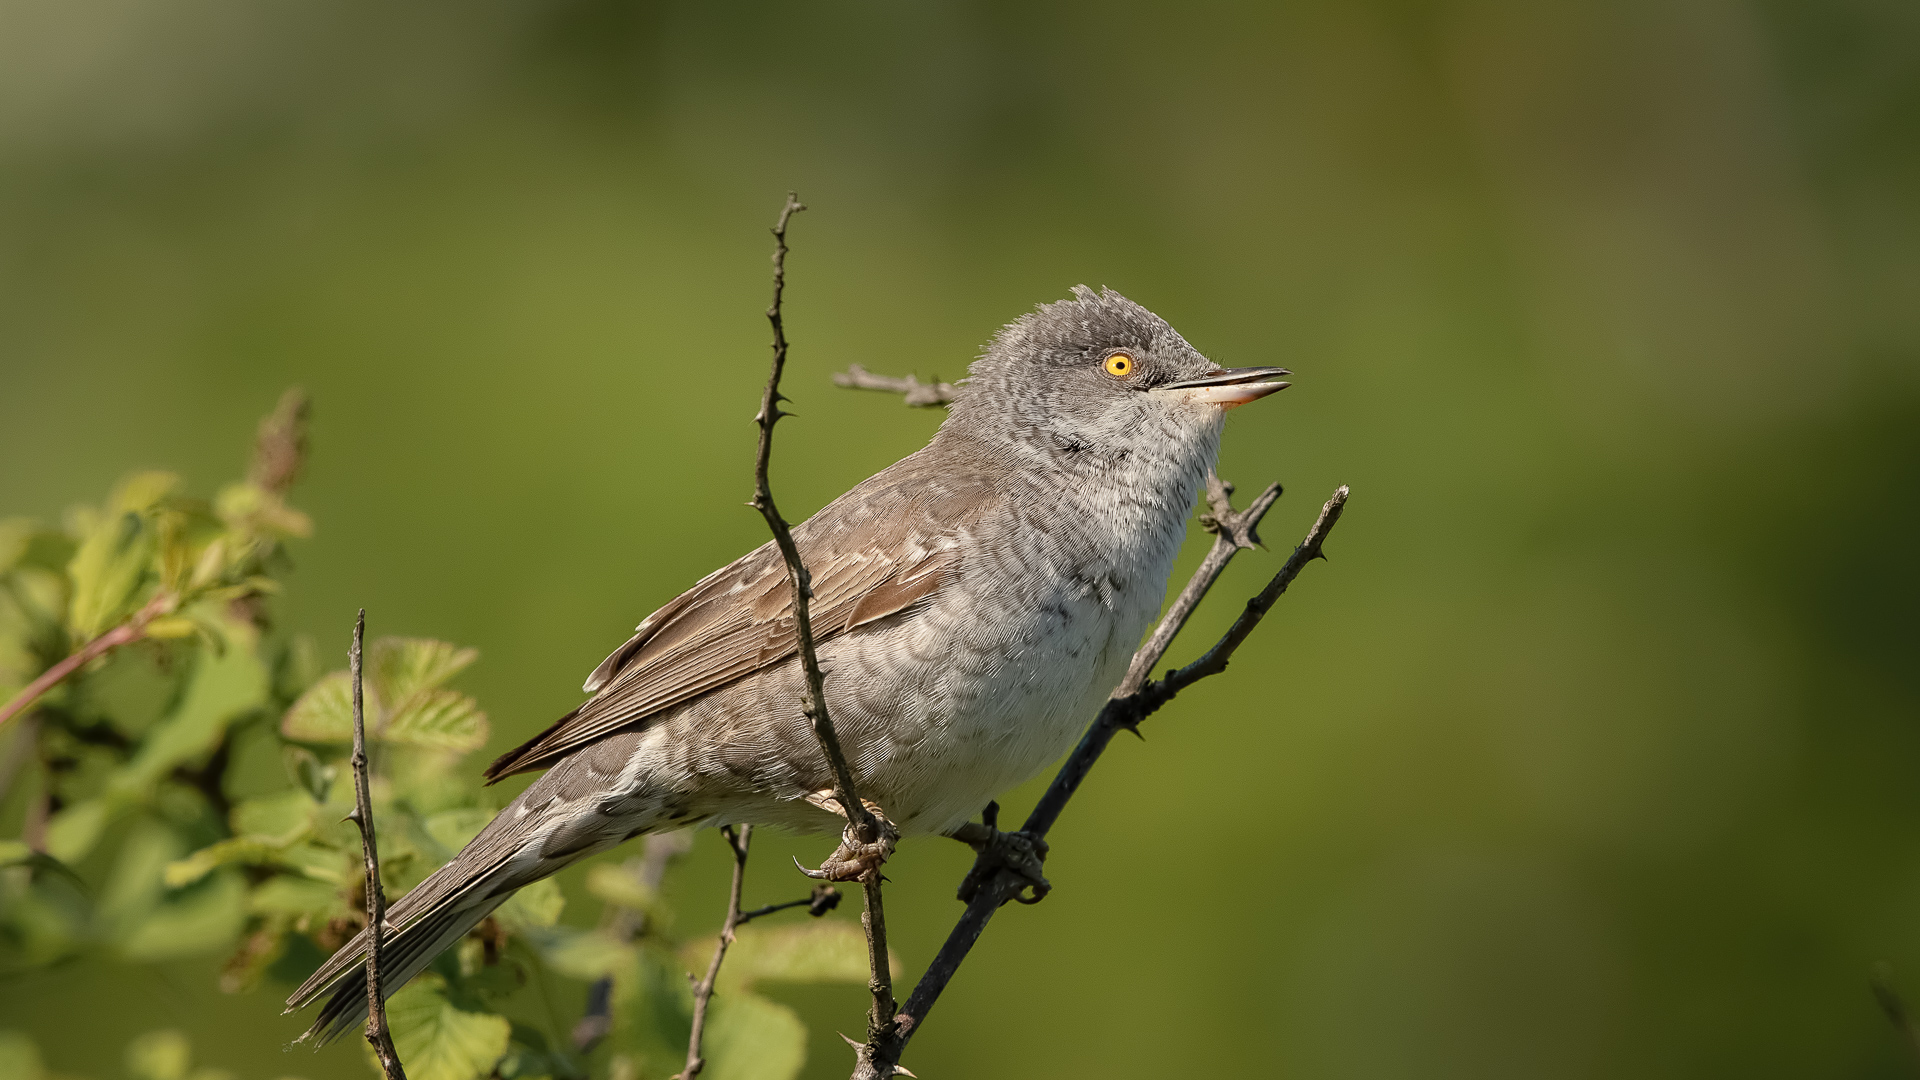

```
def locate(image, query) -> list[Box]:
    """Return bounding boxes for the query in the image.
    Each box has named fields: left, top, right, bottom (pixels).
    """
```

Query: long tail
left=291, top=884, right=512, bottom=1045
left=284, top=755, right=640, bottom=1045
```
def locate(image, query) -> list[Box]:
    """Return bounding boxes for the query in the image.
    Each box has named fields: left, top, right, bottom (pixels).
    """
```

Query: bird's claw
left=799, top=797, right=898, bottom=883
left=956, top=824, right=1050, bottom=906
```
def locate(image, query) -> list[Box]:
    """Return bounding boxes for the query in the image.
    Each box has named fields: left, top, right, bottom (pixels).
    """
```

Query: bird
left=286, top=285, right=1290, bottom=1043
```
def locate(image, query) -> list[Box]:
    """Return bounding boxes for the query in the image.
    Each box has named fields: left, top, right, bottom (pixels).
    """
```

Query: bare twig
left=677, top=825, right=753, bottom=1080
left=738, top=883, right=842, bottom=925
left=831, top=364, right=958, bottom=408
left=854, top=485, right=1350, bottom=1079
left=0, top=591, right=174, bottom=729
left=748, top=195, right=870, bottom=841
left=746, top=193, right=898, bottom=1054
left=347, top=610, right=406, bottom=1080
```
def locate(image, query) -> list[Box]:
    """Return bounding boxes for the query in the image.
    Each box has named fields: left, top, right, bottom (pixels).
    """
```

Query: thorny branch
left=676, top=825, right=753, bottom=1080
left=671, top=830, right=840, bottom=1075
left=746, top=193, right=899, bottom=1054
left=861, top=485, right=1348, bottom=1078
left=828, top=366, right=1346, bottom=1080
left=346, top=610, right=406, bottom=1080
left=1118, top=472, right=1284, bottom=698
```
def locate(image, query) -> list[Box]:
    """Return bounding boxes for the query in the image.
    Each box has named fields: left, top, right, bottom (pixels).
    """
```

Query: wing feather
left=484, top=471, right=994, bottom=782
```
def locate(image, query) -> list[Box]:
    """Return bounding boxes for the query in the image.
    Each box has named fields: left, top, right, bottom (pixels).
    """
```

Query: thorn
left=838, top=1032, right=863, bottom=1051
left=894, top=1067, right=919, bottom=1078
left=1122, top=723, right=1145, bottom=741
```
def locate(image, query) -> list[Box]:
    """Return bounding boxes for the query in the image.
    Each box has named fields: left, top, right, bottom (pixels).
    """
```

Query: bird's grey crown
left=959, top=285, right=1202, bottom=382
left=937, top=286, right=1220, bottom=461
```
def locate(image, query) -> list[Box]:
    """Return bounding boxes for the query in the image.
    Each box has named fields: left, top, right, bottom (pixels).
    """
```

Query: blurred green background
left=3, top=0, right=1919, bottom=1077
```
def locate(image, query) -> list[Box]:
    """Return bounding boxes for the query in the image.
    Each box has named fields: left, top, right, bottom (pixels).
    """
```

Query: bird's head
left=942, top=286, right=1288, bottom=465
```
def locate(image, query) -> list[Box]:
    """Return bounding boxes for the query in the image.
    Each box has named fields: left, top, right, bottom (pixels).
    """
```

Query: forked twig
left=853, top=486, right=1348, bottom=1078
left=746, top=193, right=899, bottom=1056
left=676, top=825, right=753, bottom=1079
left=347, top=610, right=406, bottom=1080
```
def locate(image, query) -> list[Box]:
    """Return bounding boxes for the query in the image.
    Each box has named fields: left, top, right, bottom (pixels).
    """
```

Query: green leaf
left=246, top=874, right=351, bottom=921
left=607, top=943, right=695, bottom=1076
left=0, top=1030, right=47, bottom=1080
left=495, top=878, right=564, bottom=932
left=116, top=617, right=268, bottom=790
left=700, top=992, right=807, bottom=1080
left=44, top=797, right=114, bottom=863
left=282, top=745, right=336, bottom=802
left=0, top=839, right=33, bottom=867
left=381, top=689, right=488, bottom=752
left=117, top=870, right=247, bottom=962
left=280, top=670, right=357, bottom=744
left=164, top=837, right=287, bottom=887
left=276, top=841, right=355, bottom=885
left=231, top=789, right=315, bottom=843
left=370, top=638, right=477, bottom=705
left=111, top=472, right=184, bottom=516
left=142, top=616, right=200, bottom=640
left=384, top=973, right=512, bottom=1080
left=66, top=509, right=155, bottom=639
left=126, top=1029, right=191, bottom=1080
left=523, top=926, right=633, bottom=983
left=697, top=922, right=877, bottom=993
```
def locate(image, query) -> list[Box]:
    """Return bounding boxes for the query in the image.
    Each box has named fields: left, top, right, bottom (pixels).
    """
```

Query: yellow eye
left=1104, top=352, right=1134, bottom=378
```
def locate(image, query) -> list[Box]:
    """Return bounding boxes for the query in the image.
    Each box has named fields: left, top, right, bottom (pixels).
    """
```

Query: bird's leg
left=799, top=792, right=899, bottom=883
left=945, top=801, right=1051, bottom=905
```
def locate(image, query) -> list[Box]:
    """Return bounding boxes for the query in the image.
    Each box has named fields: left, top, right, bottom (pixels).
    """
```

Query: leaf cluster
left=1, top=393, right=875, bottom=1080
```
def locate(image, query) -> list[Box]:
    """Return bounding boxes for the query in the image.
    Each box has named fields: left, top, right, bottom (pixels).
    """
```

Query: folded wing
left=484, top=471, right=995, bottom=782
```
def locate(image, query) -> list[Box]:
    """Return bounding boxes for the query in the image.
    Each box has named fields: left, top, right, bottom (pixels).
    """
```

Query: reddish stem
left=0, top=593, right=172, bottom=729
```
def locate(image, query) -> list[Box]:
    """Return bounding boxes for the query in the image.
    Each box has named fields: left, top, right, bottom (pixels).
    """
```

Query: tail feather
left=287, top=741, right=647, bottom=1045
left=300, top=891, right=510, bottom=1045
left=286, top=799, right=537, bottom=1043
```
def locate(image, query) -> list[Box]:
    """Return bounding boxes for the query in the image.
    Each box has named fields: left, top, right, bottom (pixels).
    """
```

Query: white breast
left=829, top=436, right=1213, bottom=835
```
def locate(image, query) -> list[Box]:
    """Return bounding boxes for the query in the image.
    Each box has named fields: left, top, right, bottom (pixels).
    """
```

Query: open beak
left=1151, top=366, right=1292, bottom=409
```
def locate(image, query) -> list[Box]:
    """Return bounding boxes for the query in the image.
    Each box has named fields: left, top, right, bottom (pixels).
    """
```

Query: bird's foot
left=948, top=802, right=1050, bottom=905
left=799, top=794, right=898, bottom=883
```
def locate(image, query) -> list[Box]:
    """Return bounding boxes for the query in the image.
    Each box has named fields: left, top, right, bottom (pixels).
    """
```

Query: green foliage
left=381, top=975, right=512, bottom=1080
left=0, top=399, right=878, bottom=1080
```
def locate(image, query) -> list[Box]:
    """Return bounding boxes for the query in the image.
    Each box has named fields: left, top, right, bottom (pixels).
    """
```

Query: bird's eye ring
left=1104, top=352, right=1134, bottom=378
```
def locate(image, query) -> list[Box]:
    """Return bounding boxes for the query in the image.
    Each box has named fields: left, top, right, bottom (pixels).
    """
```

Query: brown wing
left=483, top=468, right=996, bottom=782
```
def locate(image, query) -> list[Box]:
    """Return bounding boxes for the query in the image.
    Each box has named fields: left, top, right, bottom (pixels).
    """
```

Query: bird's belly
left=827, top=570, right=1164, bottom=835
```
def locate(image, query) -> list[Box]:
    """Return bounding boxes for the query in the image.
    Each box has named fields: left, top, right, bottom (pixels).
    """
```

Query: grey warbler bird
left=287, top=285, right=1289, bottom=1042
